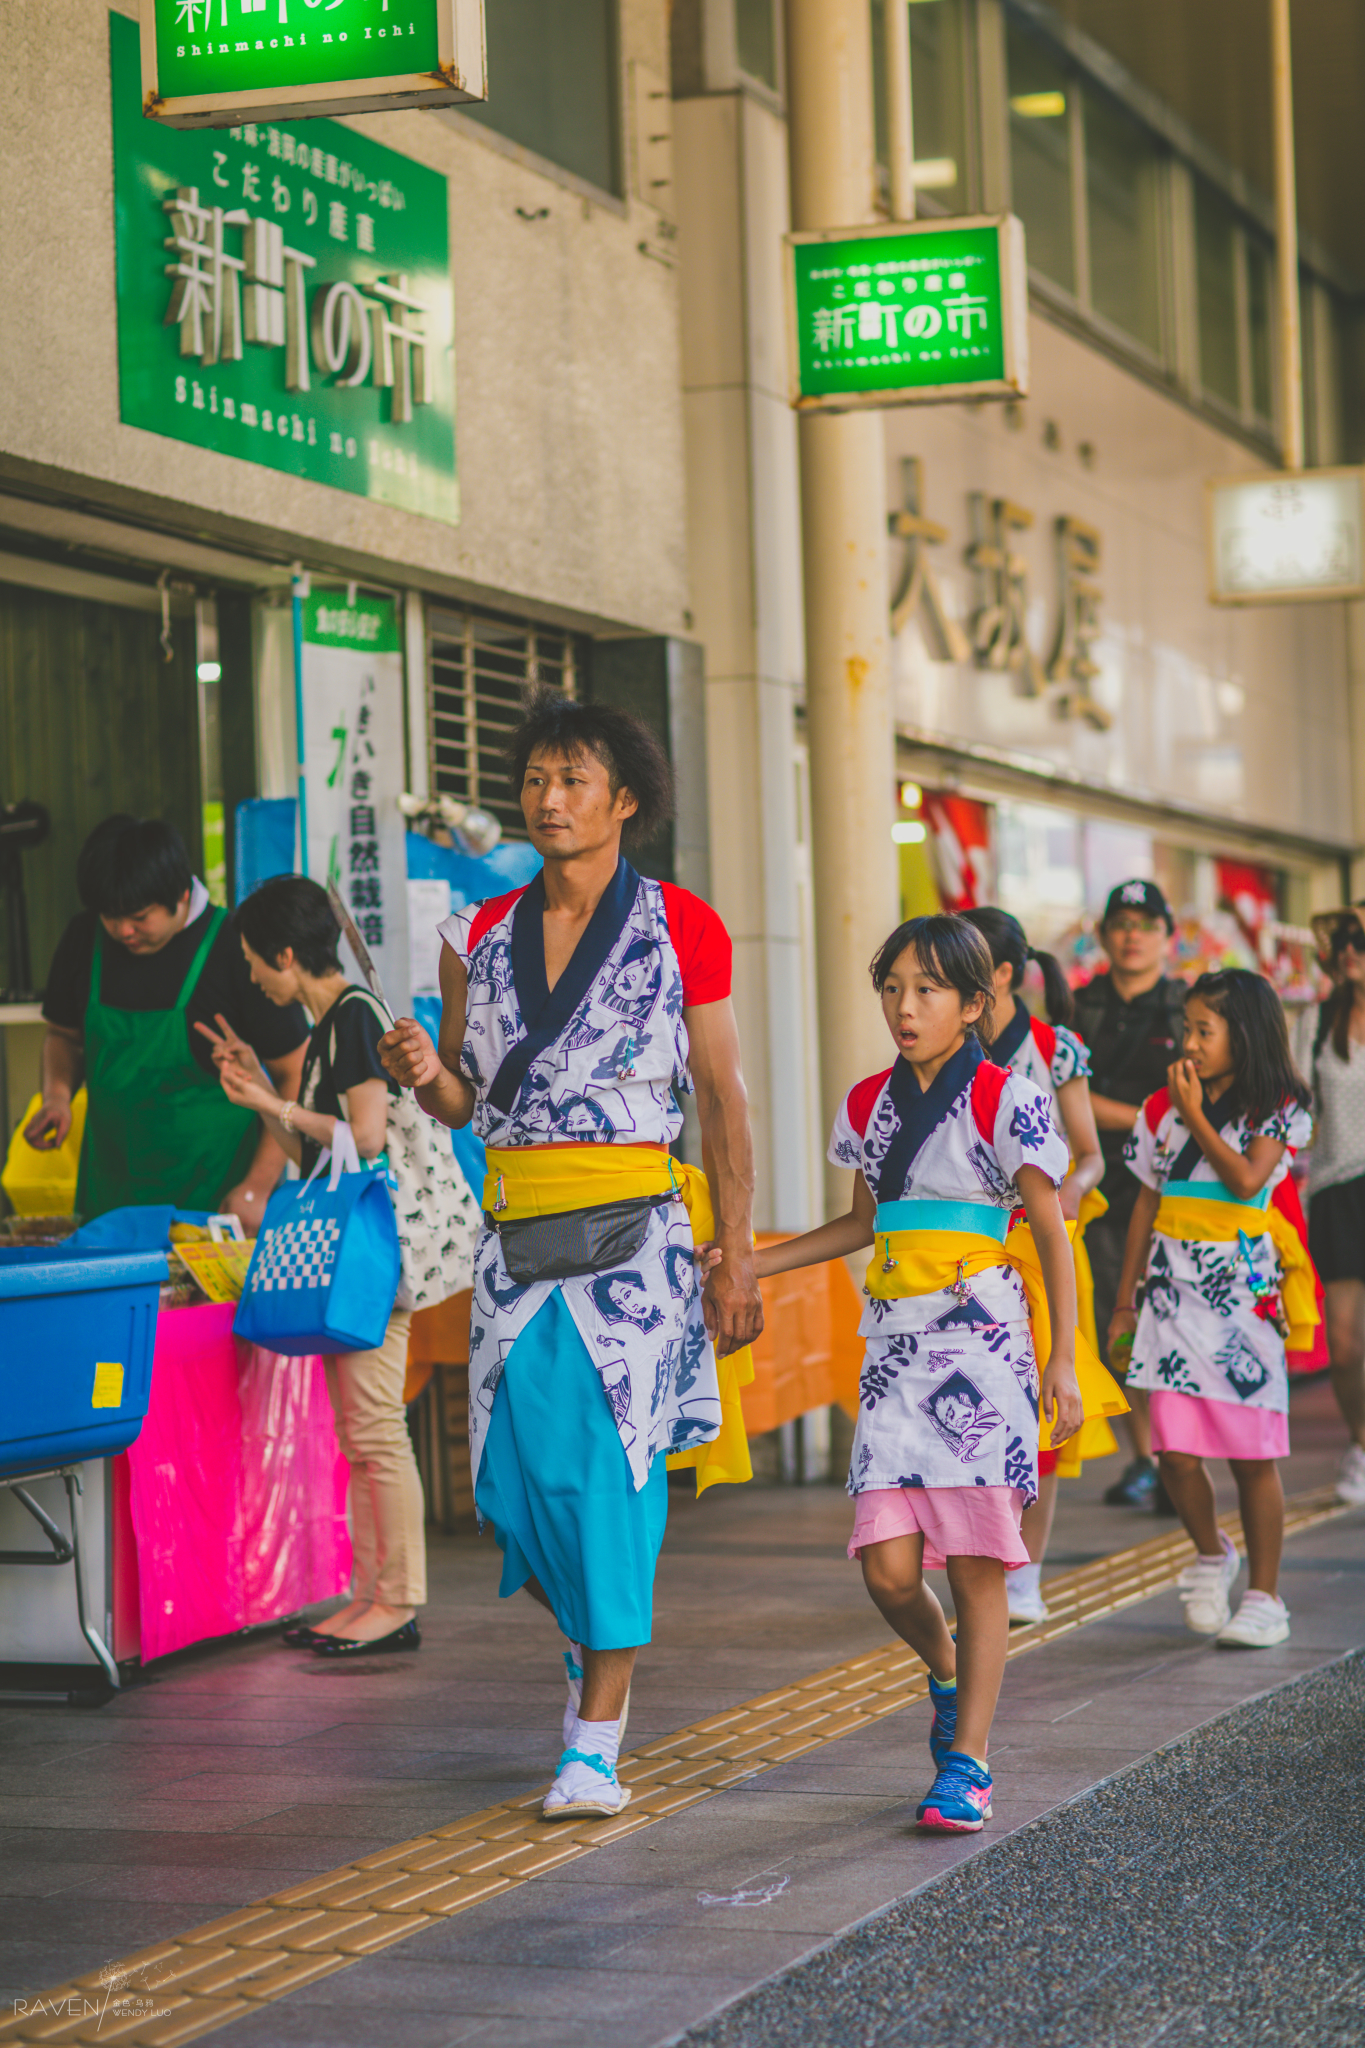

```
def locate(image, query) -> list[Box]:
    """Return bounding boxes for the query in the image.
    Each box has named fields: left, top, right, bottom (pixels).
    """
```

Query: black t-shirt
left=43, top=903, right=310, bottom=1077
left=1072, top=973, right=1187, bottom=1221
left=298, top=988, right=399, bottom=1176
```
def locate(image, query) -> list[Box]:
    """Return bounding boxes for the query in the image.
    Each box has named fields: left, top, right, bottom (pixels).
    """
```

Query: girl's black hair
left=869, top=914, right=996, bottom=1044
left=961, top=905, right=1075, bottom=1026
left=508, top=687, right=674, bottom=851
left=1187, top=969, right=1311, bottom=1126
left=234, top=874, right=342, bottom=977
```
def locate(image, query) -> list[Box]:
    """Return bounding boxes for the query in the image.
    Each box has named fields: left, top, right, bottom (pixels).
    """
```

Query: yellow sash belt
left=866, top=1216, right=1128, bottom=1458
left=483, top=1144, right=754, bottom=1493
left=1153, top=1192, right=1319, bottom=1354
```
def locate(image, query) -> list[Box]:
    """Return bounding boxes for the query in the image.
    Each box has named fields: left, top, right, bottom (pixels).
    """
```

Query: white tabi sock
left=1011, top=1562, right=1042, bottom=1599
left=566, top=1713, right=621, bottom=1776
left=545, top=1712, right=625, bottom=1811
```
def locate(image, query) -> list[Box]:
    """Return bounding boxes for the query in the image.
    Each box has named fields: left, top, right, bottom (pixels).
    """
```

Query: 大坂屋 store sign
left=110, top=12, right=457, bottom=523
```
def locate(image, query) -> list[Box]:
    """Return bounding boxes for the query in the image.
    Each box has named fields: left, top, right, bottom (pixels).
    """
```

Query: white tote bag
left=316, top=988, right=480, bottom=1312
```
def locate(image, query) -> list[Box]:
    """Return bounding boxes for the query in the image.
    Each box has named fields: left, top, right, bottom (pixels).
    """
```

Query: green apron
left=75, top=907, right=260, bottom=1218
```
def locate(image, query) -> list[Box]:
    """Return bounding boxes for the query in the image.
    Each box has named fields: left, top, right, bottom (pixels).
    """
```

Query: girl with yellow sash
left=1110, top=970, right=1316, bottom=1649
left=964, top=908, right=1111, bottom=1625
left=754, top=915, right=1083, bottom=1835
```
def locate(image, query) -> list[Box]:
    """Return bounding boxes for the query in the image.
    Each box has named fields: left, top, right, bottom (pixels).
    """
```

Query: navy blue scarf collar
left=1168, top=1080, right=1242, bottom=1181
left=487, top=857, right=641, bottom=1116
left=990, top=998, right=1031, bottom=1070
left=876, top=1035, right=984, bottom=1202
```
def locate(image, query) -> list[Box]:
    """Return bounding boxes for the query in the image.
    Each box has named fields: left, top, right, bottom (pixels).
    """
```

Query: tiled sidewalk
left=1, top=1378, right=1362, bottom=2046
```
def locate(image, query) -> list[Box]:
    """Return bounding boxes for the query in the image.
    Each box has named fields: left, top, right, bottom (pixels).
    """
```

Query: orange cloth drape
left=741, top=1236, right=863, bottom=1435
left=403, top=1287, right=472, bottom=1404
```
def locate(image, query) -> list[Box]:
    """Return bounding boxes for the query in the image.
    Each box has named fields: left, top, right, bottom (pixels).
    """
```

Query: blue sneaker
left=928, top=1671, right=958, bottom=1764
left=916, top=1752, right=993, bottom=1833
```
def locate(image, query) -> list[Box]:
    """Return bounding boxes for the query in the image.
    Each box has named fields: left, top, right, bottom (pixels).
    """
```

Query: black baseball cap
left=1102, top=879, right=1174, bottom=932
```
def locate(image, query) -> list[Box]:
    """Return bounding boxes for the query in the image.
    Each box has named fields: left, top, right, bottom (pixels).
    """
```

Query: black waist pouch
left=486, top=1193, right=677, bottom=1285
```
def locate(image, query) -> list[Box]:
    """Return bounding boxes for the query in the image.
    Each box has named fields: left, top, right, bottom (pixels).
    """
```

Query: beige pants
left=323, top=1308, right=427, bottom=1607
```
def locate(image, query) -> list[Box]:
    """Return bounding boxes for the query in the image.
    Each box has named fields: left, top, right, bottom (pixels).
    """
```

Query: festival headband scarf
left=488, top=856, right=642, bottom=1117
left=875, top=1034, right=985, bottom=1203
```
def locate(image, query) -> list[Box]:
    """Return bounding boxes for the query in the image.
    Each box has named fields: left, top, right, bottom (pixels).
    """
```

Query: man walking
left=1071, top=880, right=1187, bottom=1509
left=381, top=691, right=762, bottom=1817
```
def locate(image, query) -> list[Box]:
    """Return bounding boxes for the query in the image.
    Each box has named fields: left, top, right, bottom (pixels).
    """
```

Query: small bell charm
left=881, top=1235, right=899, bottom=1274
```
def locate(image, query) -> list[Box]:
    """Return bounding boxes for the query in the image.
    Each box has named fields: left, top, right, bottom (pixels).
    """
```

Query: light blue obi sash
left=873, top=1198, right=1011, bottom=1242
left=1162, top=1178, right=1271, bottom=1211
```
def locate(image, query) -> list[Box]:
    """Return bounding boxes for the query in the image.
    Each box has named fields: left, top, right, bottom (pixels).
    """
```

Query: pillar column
left=785, top=0, right=900, bottom=1210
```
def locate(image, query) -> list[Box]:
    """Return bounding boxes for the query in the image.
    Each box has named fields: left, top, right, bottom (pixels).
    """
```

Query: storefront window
left=428, top=608, right=581, bottom=840
left=736, top=0, right=777, bottom=89
left=462, top=0, right=620, bottom=196
left=1083, top=84, right=1163, bottom=354
left=873, top=0, right=969, bottom=216
left=1006, top=18, right=1073, bottom=296
left=1246, top=235, right=1275, bottom=426
left=1195, top=180, right=1240, bottom=411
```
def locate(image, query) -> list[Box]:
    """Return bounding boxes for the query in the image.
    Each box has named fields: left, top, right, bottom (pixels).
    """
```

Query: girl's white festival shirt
left=829, top=1055, right=1069, bottom=1505
left=438, top=877, right=731, bottom=1496
left=1123, top=1088, right=1313, bottom=1415
left=1004, top=1015, right=1091, bottom=1103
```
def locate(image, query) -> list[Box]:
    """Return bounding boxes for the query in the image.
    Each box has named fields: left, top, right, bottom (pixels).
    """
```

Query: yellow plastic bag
left=2, top=1090, right=87, bottom=1216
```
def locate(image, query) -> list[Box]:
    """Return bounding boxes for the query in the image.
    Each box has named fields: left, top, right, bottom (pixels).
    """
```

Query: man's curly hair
left=508, top=687, right=674, bottom=850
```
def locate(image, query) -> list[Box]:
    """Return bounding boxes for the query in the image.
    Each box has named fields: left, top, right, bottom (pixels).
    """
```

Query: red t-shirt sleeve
left=659, top=884, right=732, bottom=1006
left=466, top=886, right=529, bottom=957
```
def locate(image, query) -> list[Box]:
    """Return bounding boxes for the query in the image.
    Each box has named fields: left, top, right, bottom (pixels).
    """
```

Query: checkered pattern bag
left=234, top=1123, right=401, bottom=1356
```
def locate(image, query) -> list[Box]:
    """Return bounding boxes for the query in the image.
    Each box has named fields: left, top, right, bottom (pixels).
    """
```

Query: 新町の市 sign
left=139, top=0, right=485, bottom=127
left=110, top=11, right=458, bottom=523
left=785, top=215, right=1028, bottom=412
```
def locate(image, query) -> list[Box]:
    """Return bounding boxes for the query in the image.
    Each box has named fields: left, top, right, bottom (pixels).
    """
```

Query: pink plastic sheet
left=124, top=1303, right=351, bottom=1663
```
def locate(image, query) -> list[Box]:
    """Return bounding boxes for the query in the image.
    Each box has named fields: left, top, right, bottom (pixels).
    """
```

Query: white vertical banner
left=301, top=592, right=411, bottom=1015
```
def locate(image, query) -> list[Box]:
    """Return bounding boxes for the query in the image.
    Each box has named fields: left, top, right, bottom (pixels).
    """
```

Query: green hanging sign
left=110, top=11, right=458, bottom=523
left=785, top=215, right=1029, bottom=412
left=138, top=0, right=485, bottom=127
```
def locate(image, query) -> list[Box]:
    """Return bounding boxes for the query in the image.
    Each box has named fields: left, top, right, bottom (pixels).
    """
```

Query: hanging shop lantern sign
left=138, top=0, right=486, bottom=128
left=1206, top=468, right=1365, bottom=604
left=784, top=215, right=1029, bottom=413
left=110, top=13, right=458, bottom=523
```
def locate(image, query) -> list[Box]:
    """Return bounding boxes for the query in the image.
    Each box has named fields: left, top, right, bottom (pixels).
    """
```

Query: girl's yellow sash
left=867, top=1198, right=1128, bottom=1462
left=1153, top=1182, right=1319, bottom=1352
left=483, top=1144, right=755, bottom=1493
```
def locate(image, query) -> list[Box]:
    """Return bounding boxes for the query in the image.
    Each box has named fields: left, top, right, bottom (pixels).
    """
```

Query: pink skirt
left=1149, top=1390, right=1289, bottom=1461
left=848, top=1485, right=1030, bottom=1570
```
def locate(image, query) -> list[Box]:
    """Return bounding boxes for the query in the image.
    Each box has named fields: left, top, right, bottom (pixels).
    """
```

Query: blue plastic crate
left=0, top=1248, right=166, bottom=1480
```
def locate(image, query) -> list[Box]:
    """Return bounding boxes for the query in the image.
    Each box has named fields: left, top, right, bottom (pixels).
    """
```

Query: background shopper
left=1300, top=906, right=1365, bottom=1507
left=1071, top=880, right=1187, bottom=1510
left=208, top=875, right=426, bottom=1656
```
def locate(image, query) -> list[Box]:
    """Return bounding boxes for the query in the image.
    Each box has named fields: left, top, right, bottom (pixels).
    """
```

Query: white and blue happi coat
left=829, top=1039, right=1070, bottom=1506
left=437, top=862, right=731, bottom=1497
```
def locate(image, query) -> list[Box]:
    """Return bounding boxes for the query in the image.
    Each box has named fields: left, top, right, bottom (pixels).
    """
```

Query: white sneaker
left=1217, top=1593, right=1290, bottom=1648
left=1007, top=1580, right=1050, bottom=1625
left=1336, top=1444, right=1365, bottom=1508
left=1176, top=1533, right=1240, bottom=1634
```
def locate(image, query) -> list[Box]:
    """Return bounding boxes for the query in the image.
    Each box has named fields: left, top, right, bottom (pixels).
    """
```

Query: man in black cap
left=1071, top=879, right=1187, bottom=1510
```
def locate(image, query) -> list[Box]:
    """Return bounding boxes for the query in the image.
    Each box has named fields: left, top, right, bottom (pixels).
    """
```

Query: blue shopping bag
left=234, top=1125, right=401, bottom=1356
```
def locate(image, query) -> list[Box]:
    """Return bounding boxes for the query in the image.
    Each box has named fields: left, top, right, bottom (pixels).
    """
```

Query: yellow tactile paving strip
left=2, top=1483, right=1349, bottom=2047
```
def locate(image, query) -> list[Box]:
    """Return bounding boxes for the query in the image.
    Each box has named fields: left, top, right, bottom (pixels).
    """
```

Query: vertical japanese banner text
left=303, top=594, right=410, bottom=1014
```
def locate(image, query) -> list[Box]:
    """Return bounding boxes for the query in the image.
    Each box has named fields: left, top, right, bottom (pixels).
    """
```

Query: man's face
left=1101, top=911, right=1169, bottom=980
left=521, top=745, right=637, bottom=861
left=100, top=892, right=191, bottom=955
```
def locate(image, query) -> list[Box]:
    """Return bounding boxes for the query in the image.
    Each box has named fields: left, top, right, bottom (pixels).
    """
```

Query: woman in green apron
left=76, top=909, right=260, bottom=1217
left=28, top=816, right=309, bottom=1224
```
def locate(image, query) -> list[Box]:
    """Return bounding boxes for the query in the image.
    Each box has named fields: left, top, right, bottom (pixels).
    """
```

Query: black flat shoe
left=310, top=1619, right=421, bottom=1657
left=282, top=1622, right=328, bottom=1647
